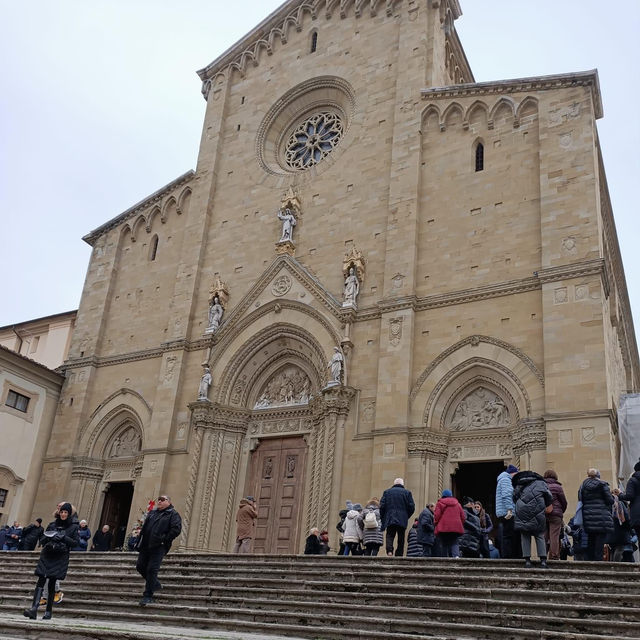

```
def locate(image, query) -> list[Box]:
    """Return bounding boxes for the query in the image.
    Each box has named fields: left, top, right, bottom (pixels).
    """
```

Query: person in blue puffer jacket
left=495, top=464, right=520, bottom=558
left=72, top=520, right=91, bottom=551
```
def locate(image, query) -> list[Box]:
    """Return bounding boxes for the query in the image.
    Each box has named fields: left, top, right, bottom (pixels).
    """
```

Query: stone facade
left=29, top=0, right=638, bottom=552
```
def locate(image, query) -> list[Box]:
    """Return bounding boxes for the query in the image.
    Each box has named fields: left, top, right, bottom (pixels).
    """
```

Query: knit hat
left=634, top=459, right=640, bottom=472
left=36, top=518, right=42, bottom=524
left=506, top=464, right=519, bottom=474
left=58, top=502, right=72, bottom=515
left=245, top=496, right=255, bottom=502
left=352, top=503, right=363, bottom=511
left=441, top=489, right=452, bottom=498
left=394, top=478, right=404, bottom=486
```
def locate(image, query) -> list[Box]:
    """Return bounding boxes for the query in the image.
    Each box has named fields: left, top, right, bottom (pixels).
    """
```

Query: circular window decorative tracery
left=284, top=111, right=344, bottom=170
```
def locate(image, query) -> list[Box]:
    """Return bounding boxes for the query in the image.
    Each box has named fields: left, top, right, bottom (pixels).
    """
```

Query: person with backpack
left=22, top=502, right=79, bottom=620
left=434, top=489, right=466, bottom=558
left=361, top=498, right=383, bottom=556
left=342, top=503, right=364, bottom=555
left=568, top=514, right=588, bottom=561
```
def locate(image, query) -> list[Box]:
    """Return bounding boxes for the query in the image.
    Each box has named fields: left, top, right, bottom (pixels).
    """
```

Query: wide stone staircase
left=0, top=552, right=639, bottom=640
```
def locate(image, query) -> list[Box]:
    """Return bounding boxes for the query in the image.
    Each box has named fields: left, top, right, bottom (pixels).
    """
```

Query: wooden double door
left=248, top=436, right=307, bottom=554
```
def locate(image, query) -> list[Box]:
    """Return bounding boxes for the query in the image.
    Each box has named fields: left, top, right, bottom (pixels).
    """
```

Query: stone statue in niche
left=286, top=456, right=296, bottom=477
left=198, top=365, right=212, bottom=401
left=253, top=366, right=312, bottom=410
left=449, top=387, right=510, bottom=431
left=277, top=207, right=296, bottom=243
left=343, top=266, right=360, bottom=306
left=206, top=295, right=224, bottom=333
left=327, top=347, right=344, bottom=386
left=109, top=427, right=140, bottom=458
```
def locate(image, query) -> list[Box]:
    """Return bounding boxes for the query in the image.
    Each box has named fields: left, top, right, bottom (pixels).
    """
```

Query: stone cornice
left=535, top=259, right=604, bottom=284
left=543, top=409, right=613, bottom=422
left=196, top=1, right=405, bottom=94
left=82, top=170, right=195, bottom=246
left=421, top=70, right=603, bottom=119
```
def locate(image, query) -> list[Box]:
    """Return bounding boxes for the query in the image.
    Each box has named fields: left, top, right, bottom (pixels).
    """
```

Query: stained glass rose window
left=284, top=111, right=344, bottom=170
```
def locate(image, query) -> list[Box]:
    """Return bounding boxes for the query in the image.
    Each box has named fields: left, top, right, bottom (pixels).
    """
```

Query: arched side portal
left=182, top=318, right=355, bottom=553
left=408, top=337, right=546, bottom=507
left=70, top=389, right=149, bottom=537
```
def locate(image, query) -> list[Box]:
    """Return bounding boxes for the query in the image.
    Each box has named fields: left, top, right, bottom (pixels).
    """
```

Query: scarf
left=612, top=496, right=626, bottom=525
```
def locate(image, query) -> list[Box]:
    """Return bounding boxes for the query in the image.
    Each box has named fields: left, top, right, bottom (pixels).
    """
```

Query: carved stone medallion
left=271, top=275, right=292, bottom=297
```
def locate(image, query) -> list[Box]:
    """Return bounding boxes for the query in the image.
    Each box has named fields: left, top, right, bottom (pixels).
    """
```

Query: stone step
left=0, top=601, right=632, bottom=640
left=4, top=585, right=637, bottom=624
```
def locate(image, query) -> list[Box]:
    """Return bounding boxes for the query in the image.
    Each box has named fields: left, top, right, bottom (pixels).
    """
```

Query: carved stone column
left=306, top=386, right=355, bottom=535
left=408, top=429, right=449, bottom=503
left=512, top=417, right=547, bottom=471
left=181, top=401, right=249, bottom=551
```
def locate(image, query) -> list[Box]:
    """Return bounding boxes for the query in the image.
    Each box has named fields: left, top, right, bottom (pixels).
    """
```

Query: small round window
left=284, top=111, right=344, bottom=171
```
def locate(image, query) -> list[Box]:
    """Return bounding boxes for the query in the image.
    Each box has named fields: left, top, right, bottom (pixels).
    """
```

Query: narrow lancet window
left=149, top=234, right=159, bottom=261
left=475, top=142, right=484, bottom=172
left=310, top=31, right=318, bottom=54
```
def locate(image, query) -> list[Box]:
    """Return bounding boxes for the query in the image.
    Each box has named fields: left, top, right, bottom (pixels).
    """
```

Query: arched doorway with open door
left=98, top=481, right=134, bottom=550
left=451, top=460, right=505, bottom=541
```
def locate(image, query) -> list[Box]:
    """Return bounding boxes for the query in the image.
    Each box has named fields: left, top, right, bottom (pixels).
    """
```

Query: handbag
left=573, top=501, right=583, bottom=527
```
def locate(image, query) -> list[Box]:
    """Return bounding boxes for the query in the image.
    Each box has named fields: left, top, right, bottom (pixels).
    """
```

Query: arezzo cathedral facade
left=33, top=0, right=638, bottom=553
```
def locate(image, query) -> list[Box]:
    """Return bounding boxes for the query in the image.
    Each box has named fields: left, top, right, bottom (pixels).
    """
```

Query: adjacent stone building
left=30, top=0, right=638, bottom=552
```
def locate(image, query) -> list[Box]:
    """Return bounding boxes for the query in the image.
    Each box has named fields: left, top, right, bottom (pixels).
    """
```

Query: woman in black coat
left=23, top=503, right=79, bottom=620
left=578, top=469, right=614, bottom=561
left=614, top=459, right=640, bottom=542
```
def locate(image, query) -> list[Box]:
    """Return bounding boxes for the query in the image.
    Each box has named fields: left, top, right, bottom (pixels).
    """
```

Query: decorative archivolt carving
left=254, top=366, right=312, bottom=409
left=449, top=387, right=510, bottom=431
left=411, top=335, right=543, bottom=402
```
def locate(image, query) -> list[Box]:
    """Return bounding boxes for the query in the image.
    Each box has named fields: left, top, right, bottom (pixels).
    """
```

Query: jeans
left=421, top=543, right=433, bottom=557
left=232, top=537, right=252, bottom=553
left=385, top=525, right=406, bottom=556
left=438, top=532, right=460, bottom=558
left=136, top=546, right=166, bottom=597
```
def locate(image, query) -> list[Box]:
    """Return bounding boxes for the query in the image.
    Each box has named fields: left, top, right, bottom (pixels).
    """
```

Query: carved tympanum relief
left=449, top=387, right=510, bottom=431
left=254, top=366, right=312, bottom=409
left=108, top=426, right=141, bottom=458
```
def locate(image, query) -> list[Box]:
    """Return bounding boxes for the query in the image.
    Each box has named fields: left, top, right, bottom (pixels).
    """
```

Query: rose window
left=284, top=111, right=344, bottom=170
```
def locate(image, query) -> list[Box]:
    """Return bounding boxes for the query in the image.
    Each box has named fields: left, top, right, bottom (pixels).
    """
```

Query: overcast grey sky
left=1, top=1, right=638, bottom=334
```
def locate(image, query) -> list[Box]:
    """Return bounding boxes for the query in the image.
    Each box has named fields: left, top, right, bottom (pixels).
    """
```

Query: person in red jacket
left=434, top=490, right=466, bottom=558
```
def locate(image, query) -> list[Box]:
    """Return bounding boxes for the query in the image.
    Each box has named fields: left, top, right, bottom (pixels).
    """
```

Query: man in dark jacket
left=135, top=494, right=182, bottom=606
left=512, top=470, right=553, bottom=568
left=379, top=478, right=415, bottom=557
left=18, top=519, right=44, bottom=551
left=91, top=525, right=112, bottom=551
left=579, top=468, right=614, bottom=561
left=614, top=458, right=640, bottom=544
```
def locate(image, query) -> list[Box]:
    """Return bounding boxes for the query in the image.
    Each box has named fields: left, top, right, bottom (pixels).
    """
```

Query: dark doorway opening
left=99, top=482, right=134, bottom=550
left=451, top=461, right=505, bottom=538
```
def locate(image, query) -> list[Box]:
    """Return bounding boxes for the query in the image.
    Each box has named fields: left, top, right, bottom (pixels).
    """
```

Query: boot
left=539, top=556, right=548, bottom=569
left=524, top=557, right=532, bottom=568
left=42, top=582, right=54, bottom=619
left=23, top=586, right=43, bottom=620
